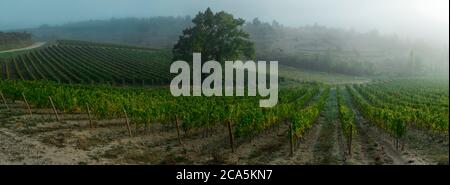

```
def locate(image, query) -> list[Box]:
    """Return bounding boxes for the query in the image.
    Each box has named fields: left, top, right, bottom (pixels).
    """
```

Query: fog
left=0, top=0, right=448, bottom=45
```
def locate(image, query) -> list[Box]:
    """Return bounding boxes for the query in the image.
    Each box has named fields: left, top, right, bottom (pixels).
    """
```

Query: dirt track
left=0, top=42, right=46, bottom=54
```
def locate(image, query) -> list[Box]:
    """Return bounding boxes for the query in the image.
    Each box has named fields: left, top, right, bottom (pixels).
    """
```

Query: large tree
left=172, top=8, right=255, bottom=63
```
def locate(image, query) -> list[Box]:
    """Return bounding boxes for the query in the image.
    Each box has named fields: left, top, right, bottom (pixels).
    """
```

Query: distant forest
left=0, top=31, right=32, bottom=51
left=14, top=16, right=449, bottom=76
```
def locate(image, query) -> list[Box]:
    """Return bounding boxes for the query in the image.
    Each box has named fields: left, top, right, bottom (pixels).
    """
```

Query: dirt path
left=311, top=88, right=345, bottom=164
left=0, top=109, right=102, bottom=164
left=1, top=105, right=232, bottom=164
left=268, top=122, right=321, bottom=165
left=228, top=124, right=290, bottom=164
left=341, top=87, right=431, bottom=165
left=0, top=42, right=46, bottom=54
left=401, top=129, right=448, bottom=165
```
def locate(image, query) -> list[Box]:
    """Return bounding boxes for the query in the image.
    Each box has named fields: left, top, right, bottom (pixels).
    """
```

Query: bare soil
left=0, top=93, right=447, bottom=165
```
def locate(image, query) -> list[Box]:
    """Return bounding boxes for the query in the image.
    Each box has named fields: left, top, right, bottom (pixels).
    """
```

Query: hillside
left=0, top=39, right=370, bottom=86
left=0, top=40, right=173, bottom=85
left=16, top=17, right=449, bottom=76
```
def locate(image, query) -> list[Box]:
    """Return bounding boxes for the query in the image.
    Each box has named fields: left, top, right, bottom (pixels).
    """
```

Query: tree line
left=0, top=31, right=32, bottom=51
left=16, top=13, right=448, bottom=76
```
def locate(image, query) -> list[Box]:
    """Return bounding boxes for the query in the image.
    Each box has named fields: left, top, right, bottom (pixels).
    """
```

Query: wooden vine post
left=0, top=91, right=9, bottom=111
left=175, top=116, right=182, bottom=145
left=348, top=124, right=353, bottom=156
left=22, top=93, right=32, bottom=116
left=123, top=108, right=132, bottom=137
left=48, top=96, right=60, bottom=122
left=86, top=103, right=93, bottom=129
left=395, top=137, right=399, bottom=150
left=227, top=119, right=235, bottom=153
left=288, top=119, right=294, bottom=157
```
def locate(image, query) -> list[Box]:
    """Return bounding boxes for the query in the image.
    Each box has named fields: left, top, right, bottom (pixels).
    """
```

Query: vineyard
left=0, top=76, right=448, bottom=164
left=0, top=40, right=173, bottom=85
left=348, top=79, right=448, bottom=135
left=0, top=38, right=447, bottom=165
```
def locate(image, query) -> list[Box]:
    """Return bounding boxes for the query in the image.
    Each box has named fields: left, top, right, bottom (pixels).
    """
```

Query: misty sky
left=0, top=0, right=448, bottom=45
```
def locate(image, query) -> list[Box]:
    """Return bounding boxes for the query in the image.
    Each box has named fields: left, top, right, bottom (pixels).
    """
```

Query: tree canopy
left=172, top=8, right=255, bottom=63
